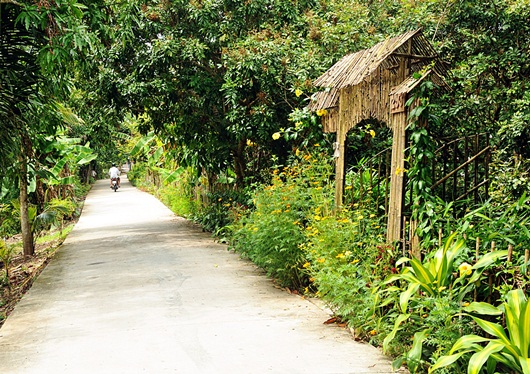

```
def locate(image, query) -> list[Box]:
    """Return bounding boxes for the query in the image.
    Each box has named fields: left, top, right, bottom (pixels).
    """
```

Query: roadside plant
left=33, top=198, right=77, bottom=235
left=430, top=289, right=530, bottom=374
left=230, top=149, right=334, bottom=290
left=304, top=209, right=391, bottom=339
left=380, top=233, right=508, bottom=371
left=3, top=198, right=77, bottom=246
left=0, top=240, right=16, bottom=292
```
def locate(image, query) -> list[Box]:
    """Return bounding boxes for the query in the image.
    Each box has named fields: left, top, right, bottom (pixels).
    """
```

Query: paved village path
left=0, top=176, right=393, bottom=374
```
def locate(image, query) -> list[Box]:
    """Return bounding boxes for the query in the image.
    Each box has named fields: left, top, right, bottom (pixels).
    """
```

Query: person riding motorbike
left=109, top=163, right=121, bottom=189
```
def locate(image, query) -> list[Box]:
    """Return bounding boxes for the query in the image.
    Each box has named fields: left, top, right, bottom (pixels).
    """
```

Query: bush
left=304, top=208, right=393, bottom=339
left=193, top=189, right=249, bottom=234
left=230, top=149, right=334, bottom=290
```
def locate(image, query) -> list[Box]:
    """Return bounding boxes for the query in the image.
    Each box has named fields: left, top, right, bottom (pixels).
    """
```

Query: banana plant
left=6, top=198, right=75, bottom=242
left=44, top=137, right=97, bottom=187
left=430, top=289, right=530, bottom=374
left=129, top=132, right=184, bottom=184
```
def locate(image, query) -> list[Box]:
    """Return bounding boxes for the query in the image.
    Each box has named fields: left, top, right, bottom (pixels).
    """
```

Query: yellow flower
left=295, top=88, right=303, bottom=97
left=246, top=139, right=255, bottom=147
left=370, top=330, right=377, bottom=336
left=345, top=185, right=352, bottom=190
left=314, top=143, right=320, bottom=147
left=272, top=132, right=281, bottom=140
left=369, top=129, right=376, bottom=138
left=316, top=109, right=328, bottom=117
left=336, top=253, right=345, bottom=259
left=462, top=302, right=470, bottom=307
left=303, top=262, right=311, bottom=268
left=395, top=167, right=408, bottom=175
left=351, top=259, right=360, bottom=264
left=317, top=258, right=325, bottom=263
left=459, top=262, right=473, bottom=277
left=295, top=148, right=301, bottom=156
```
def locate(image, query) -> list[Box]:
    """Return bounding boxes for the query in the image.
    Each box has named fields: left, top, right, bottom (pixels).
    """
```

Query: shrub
left=230, top=149, right=334, bottom=290
left=303, top=208, right=392, bottom=339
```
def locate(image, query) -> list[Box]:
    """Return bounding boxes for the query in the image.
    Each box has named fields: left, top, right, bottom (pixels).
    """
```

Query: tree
left=0, top=0, right=96, bottom=255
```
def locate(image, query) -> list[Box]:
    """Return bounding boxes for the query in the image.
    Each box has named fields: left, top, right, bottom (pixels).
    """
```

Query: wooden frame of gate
left=308, top=29, right=448, bottom=245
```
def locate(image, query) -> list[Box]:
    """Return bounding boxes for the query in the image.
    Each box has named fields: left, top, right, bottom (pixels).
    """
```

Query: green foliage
left=0, top=197, right=76, bottom=243
left=431, top=289, right=530, bottom=374
left=128, top=160, right=199, bottom=219
left=460, top=194, right=530, bottom=272
left=193, top=189, right=250, bottom=235
left=231, top=150, right=334, bottom=289
left=406, top=79, right=440, bottom=247
left=33, top=198, right=77, bottom=234
left=0, top=240, right=16, bottom=291
left=380, top=233, right=509, bottom=371
left=490, top=151, right=530, bottom=204
left=303, top=210, right=392, bottom=338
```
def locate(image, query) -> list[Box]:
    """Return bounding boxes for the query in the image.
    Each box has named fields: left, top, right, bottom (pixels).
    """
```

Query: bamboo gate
left=349, top=133, right=492, bottom=254
left=308, top=29, right=448, bottom=249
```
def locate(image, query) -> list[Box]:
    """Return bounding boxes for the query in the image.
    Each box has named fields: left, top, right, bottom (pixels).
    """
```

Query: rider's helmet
left=112, top=163, right=116, bottom=167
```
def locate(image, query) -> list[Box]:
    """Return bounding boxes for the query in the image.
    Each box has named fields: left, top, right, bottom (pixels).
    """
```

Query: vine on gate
left=406, top=78, right=440, bottom=248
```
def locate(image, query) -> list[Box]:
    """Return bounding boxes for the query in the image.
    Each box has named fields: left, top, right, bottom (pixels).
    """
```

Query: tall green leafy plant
left=0, top=240, right=16, bottom=292
left=431, top=289, right=530, bottom=374
left=406, top=78, right=442, bottom=248
left=381, top=233, right=508, bottom=371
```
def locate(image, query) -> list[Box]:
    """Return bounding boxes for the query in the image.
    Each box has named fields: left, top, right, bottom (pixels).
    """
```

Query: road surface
left=0, top=176, right=393, bottom=373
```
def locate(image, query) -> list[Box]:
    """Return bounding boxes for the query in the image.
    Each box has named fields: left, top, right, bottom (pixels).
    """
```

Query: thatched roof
left=308, top=88, right=340, bottom=112
left=312, top=29, right=446, bottom=90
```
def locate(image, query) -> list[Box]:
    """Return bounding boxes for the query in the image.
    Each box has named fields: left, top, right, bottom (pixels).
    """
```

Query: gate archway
left=308, top=29, right=448, bottom=244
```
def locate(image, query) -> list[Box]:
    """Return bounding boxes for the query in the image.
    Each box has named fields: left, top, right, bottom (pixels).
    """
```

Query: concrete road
left=0, top=176, right=393, bottom=374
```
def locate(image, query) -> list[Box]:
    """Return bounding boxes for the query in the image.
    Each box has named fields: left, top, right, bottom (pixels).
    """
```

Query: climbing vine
left=406, top=78, right=442, bottom=248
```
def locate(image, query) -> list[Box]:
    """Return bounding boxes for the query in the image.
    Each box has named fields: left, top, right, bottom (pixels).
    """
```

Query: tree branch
left=0, top=0, right=22, bottom=5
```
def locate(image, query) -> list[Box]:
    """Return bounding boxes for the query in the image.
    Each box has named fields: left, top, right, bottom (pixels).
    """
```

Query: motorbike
left=111, top=177, right=119, bottom=192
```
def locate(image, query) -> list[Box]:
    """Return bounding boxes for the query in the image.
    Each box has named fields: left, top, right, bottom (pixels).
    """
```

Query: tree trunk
left=19, top=152, right=35, bottom=257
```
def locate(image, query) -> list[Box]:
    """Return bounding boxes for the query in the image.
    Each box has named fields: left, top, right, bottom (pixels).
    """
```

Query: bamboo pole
left=488, top=241, right=495, bottom=304
left=474, top=237, right=480, bottom=302
left=524, top=249, right=530, bottom=274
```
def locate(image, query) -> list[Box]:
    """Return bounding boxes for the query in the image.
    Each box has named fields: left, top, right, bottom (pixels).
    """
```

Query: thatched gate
left=308, top=29, right=448, bottom=245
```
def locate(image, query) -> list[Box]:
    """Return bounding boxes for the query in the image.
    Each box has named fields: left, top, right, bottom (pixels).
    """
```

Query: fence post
left=524, top=249, right=530, bottom=273
left=474, top=237, right=480, bottom=302
left=402, top=216, right=407, bottom=258
left=488, top=241, right=495, bottom=304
